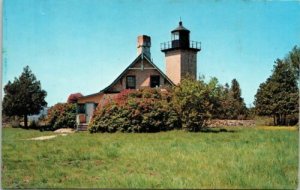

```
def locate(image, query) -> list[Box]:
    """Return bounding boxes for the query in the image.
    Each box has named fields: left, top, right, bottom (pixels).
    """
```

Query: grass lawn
left=2, top=126, right=298, bottom=189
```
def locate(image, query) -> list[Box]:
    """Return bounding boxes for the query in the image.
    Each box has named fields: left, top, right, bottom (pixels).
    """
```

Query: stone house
left=76, top=21, right=201, bottom=130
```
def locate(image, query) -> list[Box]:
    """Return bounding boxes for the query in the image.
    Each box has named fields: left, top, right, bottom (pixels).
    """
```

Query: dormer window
left=126, top=76, right=136, bottom=89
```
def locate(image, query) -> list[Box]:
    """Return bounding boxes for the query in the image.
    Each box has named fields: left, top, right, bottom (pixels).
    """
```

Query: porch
left=76, top=103, right=95, bottom=131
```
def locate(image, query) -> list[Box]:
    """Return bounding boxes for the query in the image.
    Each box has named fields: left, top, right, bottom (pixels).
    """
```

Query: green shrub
left=172, top=77, right=211, bottom=131
left=89, top=88, right=180, bottom=133
left=89, top=77, right=249, bottom=133
left=45, top=103, right=76, bottom=130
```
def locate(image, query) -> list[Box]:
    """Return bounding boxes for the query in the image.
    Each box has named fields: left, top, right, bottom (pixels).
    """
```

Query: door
left=85, top=103, right=95, bottom=123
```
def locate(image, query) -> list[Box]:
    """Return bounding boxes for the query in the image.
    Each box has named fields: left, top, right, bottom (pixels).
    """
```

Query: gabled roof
left=78, top=53, right=175, bottom=99
left=101, top=53, right=175, bottom=93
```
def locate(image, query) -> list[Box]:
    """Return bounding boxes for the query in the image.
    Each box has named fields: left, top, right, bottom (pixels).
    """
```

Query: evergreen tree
left=255, top=47, right=299, bottom=125
left=285, top=46, right=300, bottom=80
left=205, top=78, right=248, bottom=119
left=3, top=66, right=47, bottom=128
left=231, top=79, right=243, bottom=100
left=227, top=79, right=247, bottom=119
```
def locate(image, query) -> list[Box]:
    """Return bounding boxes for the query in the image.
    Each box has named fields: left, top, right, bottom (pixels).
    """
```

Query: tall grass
left=2, top=127, right=298, bottom=189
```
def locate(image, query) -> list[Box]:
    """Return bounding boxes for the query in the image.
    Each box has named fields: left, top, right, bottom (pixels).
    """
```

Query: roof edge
left=80, top=53, right=175, bottom=97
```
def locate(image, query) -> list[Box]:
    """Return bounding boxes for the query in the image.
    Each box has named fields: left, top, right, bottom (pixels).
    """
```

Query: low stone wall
left=206, top=119, right=255, bottom=127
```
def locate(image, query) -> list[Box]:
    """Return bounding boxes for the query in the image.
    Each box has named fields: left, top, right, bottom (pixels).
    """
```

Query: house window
left=126, top=76, right=136, bottom=89
left=150, top=75, right=160, bottom=88
left=77, top=104, right=85, bottom=114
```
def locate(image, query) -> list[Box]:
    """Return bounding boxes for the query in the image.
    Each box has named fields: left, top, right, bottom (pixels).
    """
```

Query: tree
left=255, top=47, right=299, bottom=125
left=3, top=66, right=47, bottom=128
left=208, top=78, right=247, bottom=119
left=206, top=77, right=224, bottom=118
left=231, top=79, right=242, bottom=100
left=46, top=103, right=76, bottom=130
left=172, top=77, right=211, bottom=131
left=228, top=79, right=247, bottom=119
left=285, top=46, right=300, bottom=80
left=254, top=78, right=273, bottom=117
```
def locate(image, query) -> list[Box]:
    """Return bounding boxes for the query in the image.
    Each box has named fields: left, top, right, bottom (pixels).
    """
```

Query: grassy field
left=2, top=126, right=298, bottom=189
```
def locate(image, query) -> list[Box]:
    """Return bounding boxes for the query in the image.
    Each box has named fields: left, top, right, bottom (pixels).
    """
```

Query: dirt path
left=27, top=128, right=75, bottom=141
left=28, top=133, right=68, bottom=141
left=28, top=135, right=58, bottom=140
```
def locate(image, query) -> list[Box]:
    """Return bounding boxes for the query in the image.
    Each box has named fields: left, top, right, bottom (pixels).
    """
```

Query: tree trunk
left=24, top=114, right=28, bottom=129
left=280, top=114, right=284, bottom=125
left=276, top=114, right=280, bottom=126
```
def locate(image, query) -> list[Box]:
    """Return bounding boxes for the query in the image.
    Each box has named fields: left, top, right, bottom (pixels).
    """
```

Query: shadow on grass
left=199, top=127, right=236, bottom=133
left=17, top=125, right=54, bottom=132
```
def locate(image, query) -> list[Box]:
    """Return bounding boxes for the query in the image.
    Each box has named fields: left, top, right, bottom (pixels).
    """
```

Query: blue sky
left=3, top=0, right=300, bottom=107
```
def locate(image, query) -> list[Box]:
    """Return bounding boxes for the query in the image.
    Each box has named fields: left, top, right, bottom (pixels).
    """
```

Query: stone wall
left=206, top=119, right=255, bottom=127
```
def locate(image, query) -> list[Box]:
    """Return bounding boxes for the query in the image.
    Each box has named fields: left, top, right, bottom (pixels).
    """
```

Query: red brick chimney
left=137, top=35, right=151, bottom=58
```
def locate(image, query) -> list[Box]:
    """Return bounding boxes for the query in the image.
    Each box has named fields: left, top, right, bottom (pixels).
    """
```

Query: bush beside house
left=89, top=88, right=180, bottom=133
left=45, top=103, right=77, bottom=130
left=172, top=77, right=212, bottom=132
left=88, top=77, right=251, bottom=133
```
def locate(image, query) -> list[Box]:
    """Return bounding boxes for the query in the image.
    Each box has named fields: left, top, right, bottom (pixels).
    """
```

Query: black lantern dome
left=161, top=21, right=201, bottom=52
left=171, top=21, right=190, bottom=49
left=171, top=21, right=190, bottom=32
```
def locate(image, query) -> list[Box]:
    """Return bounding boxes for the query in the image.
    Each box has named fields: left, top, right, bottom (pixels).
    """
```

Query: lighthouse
left=161, top=21, right=201, bottom=84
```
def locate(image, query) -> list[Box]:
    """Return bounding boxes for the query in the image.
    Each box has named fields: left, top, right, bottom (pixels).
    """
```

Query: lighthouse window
left=172, top=32, right=179, bottom=40
left=126, top=76, right=136, bottom=89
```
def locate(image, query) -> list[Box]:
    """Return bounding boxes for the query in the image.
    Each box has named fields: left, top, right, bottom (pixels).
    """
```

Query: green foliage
left=201, top=77, right=248, bottom=120
left=206, top=77, right=224, bottom=118
left=285, top=45, right=300, bottom=80
left=90, top=77, right=249, bottom=133
left=228, top=79, right=247, bottom=119
left=187, top=77, right=248, bottom=120
left=172, top=77, right=211, bottom=131
left=2, top=66, right=47, bottom=128
left=89, top=88, right=180, bottom=133
left=46, top=103, right=77, bottom=130
left=255, top=46, right=299, bottom=125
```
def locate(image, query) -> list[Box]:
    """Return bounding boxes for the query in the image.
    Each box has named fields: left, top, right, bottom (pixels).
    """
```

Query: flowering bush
left=89, top=88, right=180, bottom=133
left=89, top=78, right=216, bottom=133
left=45, top=103, right=76, bottom=130
left=67, top=93, right=83, bottom=103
